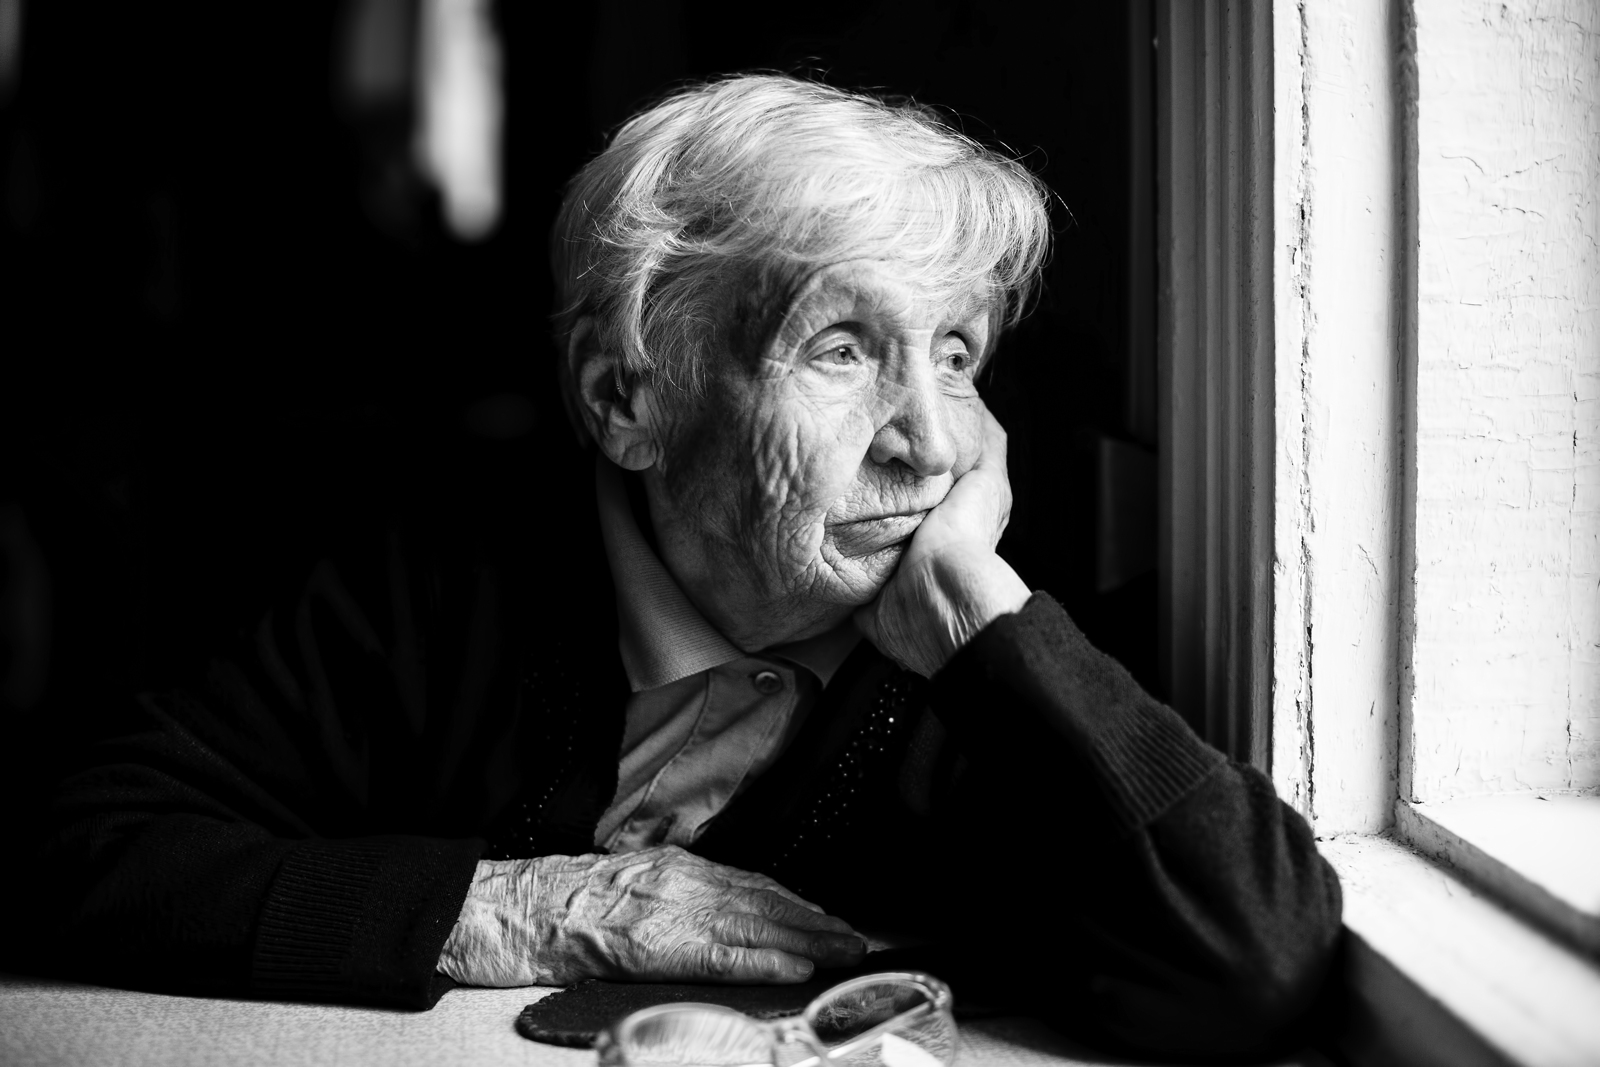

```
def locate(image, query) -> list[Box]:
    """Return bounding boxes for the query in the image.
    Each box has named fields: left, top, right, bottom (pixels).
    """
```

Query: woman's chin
left=821, top=541, right=907, bottom=605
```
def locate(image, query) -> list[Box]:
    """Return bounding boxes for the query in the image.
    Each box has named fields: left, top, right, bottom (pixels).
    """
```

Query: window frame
left=1153, top=0, right=1275, bottom=771
left=1155, top=2, right=1600, bottom=1063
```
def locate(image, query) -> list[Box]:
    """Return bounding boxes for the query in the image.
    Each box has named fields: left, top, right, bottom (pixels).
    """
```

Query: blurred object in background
left=337, top=0, right=427, bottom=243
left=415, top=0, right=502, bottom=240
left=341, top=0, right=412, bottom=106
left=337, top=0, right=503, bottom=243
left=0, top=0, right=21, bottom=104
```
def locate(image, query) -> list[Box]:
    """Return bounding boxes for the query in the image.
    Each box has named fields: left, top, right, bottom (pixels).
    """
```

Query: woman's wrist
left=438, top=857, right=552, bottom=986
left=929, top=548, right=1031, bottom=660
left=859, top=544, right=1030, bottom=678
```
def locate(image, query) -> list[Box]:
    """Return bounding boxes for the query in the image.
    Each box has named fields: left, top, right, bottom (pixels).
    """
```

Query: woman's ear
left=565, top=318, right=663, bottom=471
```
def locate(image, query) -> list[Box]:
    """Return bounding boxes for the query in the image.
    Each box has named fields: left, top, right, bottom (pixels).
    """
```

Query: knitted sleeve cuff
left=931, top=592, right=1225, bottom=831
left=252, top=835, right=484, bottom=1009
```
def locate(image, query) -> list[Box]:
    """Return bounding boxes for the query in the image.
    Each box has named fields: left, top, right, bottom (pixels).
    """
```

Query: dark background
left=0, top=0, right=1156, bottom=900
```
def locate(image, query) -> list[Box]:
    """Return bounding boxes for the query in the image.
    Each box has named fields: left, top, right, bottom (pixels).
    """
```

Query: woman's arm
left=40, top=537, right=491, bottom=1007
left=854, top=407, right=1339, bottom=1056
left=927, top=593, right=1342, bottom=1058
left=41, top=524, right=864, bottom=1005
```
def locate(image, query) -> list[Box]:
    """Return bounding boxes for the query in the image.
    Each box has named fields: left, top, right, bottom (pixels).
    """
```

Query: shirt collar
left=769, top=620, right=863, bottom=688
left=595, top=456, right=861, bottom=692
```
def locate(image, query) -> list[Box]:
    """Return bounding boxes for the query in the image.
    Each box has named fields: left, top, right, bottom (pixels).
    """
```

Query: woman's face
left=640, top=259, right=997, bottom=650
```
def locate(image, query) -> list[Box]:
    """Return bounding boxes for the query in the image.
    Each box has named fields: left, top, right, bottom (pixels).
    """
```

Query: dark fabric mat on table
left=516, top=948, right=996, bottom=1048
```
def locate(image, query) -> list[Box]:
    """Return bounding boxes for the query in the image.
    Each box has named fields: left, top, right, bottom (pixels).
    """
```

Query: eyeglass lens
left=806, top=980, right=953, bottom=1067
left=608, top=1006, right=773, bottom=1067
left=602, top=978, right=956, bottom=1067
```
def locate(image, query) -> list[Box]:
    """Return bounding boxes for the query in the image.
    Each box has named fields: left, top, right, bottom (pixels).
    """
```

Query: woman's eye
left=942, top=347, right=975, bottom=374
left=818, top=344, right=861, bottom=366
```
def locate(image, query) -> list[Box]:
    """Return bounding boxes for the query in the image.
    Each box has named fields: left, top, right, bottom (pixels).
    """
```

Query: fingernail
left=795, top=958, right=815, bottom=979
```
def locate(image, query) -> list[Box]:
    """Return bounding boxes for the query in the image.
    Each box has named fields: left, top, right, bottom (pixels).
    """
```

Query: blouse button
left=751, top=670, right=784, bottom=694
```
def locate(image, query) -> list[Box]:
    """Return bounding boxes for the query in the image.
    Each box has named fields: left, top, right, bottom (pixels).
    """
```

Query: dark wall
left=0, top=0, right=1157, bottom=872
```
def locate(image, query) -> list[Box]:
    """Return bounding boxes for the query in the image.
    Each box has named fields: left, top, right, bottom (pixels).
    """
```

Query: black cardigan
left=38, top=471, right=1341, bottom=1059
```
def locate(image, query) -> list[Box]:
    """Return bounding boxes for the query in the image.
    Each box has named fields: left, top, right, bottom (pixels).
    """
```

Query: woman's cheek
left=945, top=395, right=987, bottom=479
left=737, top=404, right=836, bottom=555
left=782, top=381, right=874, bottom=484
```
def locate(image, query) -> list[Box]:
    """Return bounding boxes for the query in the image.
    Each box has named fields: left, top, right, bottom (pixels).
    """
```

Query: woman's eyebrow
left=945, top=289, right=999, bottom=325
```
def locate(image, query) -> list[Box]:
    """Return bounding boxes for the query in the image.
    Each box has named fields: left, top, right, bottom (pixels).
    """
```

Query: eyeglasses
left=594, top=970, right=957, bottom=1067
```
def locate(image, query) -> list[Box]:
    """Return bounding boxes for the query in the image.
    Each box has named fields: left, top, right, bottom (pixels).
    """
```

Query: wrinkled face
left=641, top=259, right=996, bottom=649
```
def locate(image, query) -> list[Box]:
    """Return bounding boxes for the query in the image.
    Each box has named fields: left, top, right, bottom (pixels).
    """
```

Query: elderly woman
left=44, top=76, right=1339, bottom=1056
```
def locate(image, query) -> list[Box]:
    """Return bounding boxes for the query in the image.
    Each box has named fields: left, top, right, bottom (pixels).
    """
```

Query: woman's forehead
left=770, top=260, right=999, bottom=341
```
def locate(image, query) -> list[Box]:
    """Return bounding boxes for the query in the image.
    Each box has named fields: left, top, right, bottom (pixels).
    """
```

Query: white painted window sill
left=1319, top=832, right=1600, bottom=1067
left=1398, top=794, right=1600, bottom=956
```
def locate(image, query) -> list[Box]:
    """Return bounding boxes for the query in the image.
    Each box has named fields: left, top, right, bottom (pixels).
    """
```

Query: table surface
left=0, top=973, right=1326, bottom=1067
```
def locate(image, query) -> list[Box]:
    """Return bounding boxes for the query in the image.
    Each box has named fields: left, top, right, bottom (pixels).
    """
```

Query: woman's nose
left=867, top=365, right=958, bottom=477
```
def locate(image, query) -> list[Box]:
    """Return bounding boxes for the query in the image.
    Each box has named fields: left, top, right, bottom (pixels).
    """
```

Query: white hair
left=551, top=73, right=1053, bottom=402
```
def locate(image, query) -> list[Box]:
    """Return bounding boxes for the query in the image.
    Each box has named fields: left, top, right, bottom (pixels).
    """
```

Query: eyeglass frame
left=593, top=970, right=957, bottom=1067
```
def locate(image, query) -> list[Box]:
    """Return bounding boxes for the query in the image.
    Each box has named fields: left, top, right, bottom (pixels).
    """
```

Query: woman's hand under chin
left=854, top=405, right=1031, bottom=677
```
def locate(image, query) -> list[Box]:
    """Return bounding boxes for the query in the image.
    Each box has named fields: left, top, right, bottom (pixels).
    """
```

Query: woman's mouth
left=827, top=512, right=929, bottom=557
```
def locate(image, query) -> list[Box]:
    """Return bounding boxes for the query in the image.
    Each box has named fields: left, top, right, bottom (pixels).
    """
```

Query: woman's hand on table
left=436, top=846, right=867, bottom=986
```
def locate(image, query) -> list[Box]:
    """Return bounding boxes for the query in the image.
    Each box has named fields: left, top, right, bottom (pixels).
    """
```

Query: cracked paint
left=1272, top=0, right=1405, bottom=836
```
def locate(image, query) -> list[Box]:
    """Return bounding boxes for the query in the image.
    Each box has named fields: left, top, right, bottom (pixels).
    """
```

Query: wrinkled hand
left=855, top=406, right=1031, bottom=677
left=436, top=846, right=866, bottom=987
